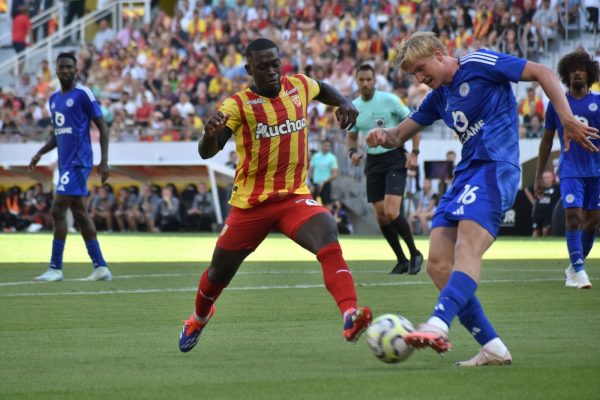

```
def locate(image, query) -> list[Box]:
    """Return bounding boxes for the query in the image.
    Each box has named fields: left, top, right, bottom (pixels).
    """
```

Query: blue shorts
left=55, top=166, right=92, bottom=196
left=560, top=177, right=600, bottom=210
left=431, top=160, right=520, bottom=238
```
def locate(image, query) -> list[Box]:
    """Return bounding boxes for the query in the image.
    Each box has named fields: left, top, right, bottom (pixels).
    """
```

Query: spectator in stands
left=0, top=108, right=22, bottom=143
left=331, top=199, right=353, bottom=234
left=408, top=178, right=438, bottom=235
left=127, top=184, right=159, bottom=232
left=135, top=95, right=154, bottom=127
left=310, top=139, right=339, bottom=207
left=114, top=186, right=138, bottom=232
left=117, top=20, right=141, bottom=48
left=93, top=19, right=116, bottom=53
left=518, top=87, right=545, bottom=126
left=532, top=0, right=558, bottom=53
left=90, top=185, right=115, bottom=232
left=187, top=182, right=214, bottom=232
left=175, top=92, right=195, bottom=119
left=23, top=183, right=50, bottom=232
left=1, top=186, right=27, bottom=232
left=11, top=5, right=32, bottom=75
left=225, top=150, right=237, bottom=170
left=154, top=186, right=180, bottom=232
left=15, top=73, right=34, bottom=102
left=525, top=113, right=545, bottom=138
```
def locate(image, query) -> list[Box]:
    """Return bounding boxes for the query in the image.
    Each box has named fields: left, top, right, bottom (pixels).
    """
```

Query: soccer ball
left=365, top=314, right=415, bottom=364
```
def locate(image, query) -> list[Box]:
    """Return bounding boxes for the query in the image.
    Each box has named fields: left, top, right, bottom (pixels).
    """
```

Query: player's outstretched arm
left=521, top=62, right=599, bottom=152
left=366, top=118, right=423, bottom=149
left=94, top=117, right=110, bottom=184
left=534, top=128, right=556, bottom=198
left=313, top=81, right=358, bottom=130
left=29, top=132, right=57, bottom=171
left=198, top=111, right=231, bottom=159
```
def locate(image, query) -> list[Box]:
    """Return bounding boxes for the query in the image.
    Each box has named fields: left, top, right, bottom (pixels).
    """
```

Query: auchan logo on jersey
left=255, top=118, right=307, bottom=139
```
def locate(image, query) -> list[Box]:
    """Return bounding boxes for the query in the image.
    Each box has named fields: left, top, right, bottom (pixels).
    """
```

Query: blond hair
left=395, top=32, right=448, bottom=70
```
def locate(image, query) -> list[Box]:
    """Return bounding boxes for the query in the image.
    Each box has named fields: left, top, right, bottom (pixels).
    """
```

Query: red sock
left=195, top=269, right=228, bottom=318
left=317, top=242, right=357, bottom=315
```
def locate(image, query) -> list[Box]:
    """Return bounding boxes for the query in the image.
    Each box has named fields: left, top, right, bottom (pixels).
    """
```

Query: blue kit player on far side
left=366, top=32, right=598, bottom=366
left=536, top=49, right=600, bottom=289
left=29, top=52, right=112, bottom=282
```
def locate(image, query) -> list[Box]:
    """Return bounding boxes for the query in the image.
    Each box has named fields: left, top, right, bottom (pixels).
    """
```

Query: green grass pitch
left=0, top=233, right=599, bottom=400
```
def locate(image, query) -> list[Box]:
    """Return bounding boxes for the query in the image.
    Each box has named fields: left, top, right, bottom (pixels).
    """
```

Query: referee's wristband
left=348, top=147, right=357, bottom=159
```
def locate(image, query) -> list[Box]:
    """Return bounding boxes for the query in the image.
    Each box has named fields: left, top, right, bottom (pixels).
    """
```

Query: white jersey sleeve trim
left=76, top=84, right=98, bottom=102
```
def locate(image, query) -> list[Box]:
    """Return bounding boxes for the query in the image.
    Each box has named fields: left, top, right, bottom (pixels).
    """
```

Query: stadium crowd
left=2, top=0, right=598, bottom=144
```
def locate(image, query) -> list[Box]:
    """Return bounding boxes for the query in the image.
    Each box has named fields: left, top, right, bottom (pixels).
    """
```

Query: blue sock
left=432, top=271, right=478, bottom=327
left=566, top=230, right=584, bottom=272
left=50, top=240, right=66, bottom=270
left=582, top=231, right=596, bottom=259
left=85, top=240, right=107, bottom=268
left=458, top=295, right=498, bottom=346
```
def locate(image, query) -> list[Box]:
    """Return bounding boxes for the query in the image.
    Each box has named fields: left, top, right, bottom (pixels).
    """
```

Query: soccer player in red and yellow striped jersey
left=179, top=38, right=372, bottom=353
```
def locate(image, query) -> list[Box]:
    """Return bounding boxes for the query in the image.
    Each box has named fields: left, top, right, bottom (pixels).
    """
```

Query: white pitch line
left=0, top=277, right=569, bottom=297
left=0, top=268, right=570, bottom=288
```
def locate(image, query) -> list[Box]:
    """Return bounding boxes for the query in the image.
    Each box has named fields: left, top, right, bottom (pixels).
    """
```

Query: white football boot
left=575, top=270, right=592, bottom=289
left=455, top=345, right=512, bottom=367
left=83, top=266, right=112, bottom=281
left=35, top=268, right=64, bottom=282
left=565, top=264, right=577, bottom=287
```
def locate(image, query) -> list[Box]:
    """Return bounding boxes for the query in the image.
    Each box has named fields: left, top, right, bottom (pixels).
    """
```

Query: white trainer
left=565, top=264, right=577, bottom=287
left=455, top=346, right=512, bottom=367
left=575, top=270, right=592, bottom=289
left=83, top=266, right=112, bottom=281
left=35, top=268, right=64, bottom=282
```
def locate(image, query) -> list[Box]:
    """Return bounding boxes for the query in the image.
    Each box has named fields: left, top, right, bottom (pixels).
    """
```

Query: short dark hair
left=356, top=64, right=375, bottom=76
left=245, top=38, right=279, bottom=60
left=557, top=49, right=599, bottom=87
left=56, top=52, right=77, bottom=64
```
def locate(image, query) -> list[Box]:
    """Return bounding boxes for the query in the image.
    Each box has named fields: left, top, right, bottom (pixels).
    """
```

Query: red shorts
left=216, top=194, right=330, bottom=251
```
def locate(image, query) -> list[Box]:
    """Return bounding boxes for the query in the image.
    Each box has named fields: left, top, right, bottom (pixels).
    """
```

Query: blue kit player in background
left=348, top=63, right=423, bottom=275
left=29, top=52, right=112, bottom=282
left=366, top=32, right=598, bottom=366
left=536, top=49, right=600, bottom=289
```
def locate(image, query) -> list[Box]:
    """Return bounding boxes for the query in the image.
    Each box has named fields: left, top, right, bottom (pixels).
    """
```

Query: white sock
left=426, top=316, right=449, bottom=333
left=484, top=337, right=508, bottom=355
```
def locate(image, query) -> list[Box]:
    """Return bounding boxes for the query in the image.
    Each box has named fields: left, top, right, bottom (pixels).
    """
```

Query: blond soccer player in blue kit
left=367, top=32, right=598, bottom=366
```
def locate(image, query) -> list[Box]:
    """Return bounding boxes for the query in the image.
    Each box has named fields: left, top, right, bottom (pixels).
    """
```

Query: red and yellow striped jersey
left=219, top=74, right=321, bottom=209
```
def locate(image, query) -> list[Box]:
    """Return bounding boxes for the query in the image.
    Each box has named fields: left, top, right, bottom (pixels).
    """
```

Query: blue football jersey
left=410, top=49, right=527, bottom=175
left=49, top=84, right=102, bottom=171
left=544, top=92, right=600, bottom=178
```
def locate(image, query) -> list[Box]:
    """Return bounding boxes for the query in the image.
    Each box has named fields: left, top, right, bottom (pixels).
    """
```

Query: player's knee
left=298, top=212, right=338, bottom=251
left=51, top=205, right=67, bottom=221
left=384, top=209, right=399, bottom=222
left=426, top=259, right=450, bottom=289
left=565, top=215, right=582, bottom=231
left=376, top=215, right=389, bottom=226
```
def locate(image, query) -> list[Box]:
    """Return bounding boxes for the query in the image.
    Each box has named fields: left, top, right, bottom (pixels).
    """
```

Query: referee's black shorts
left=365, top=148, right=407, bottom=204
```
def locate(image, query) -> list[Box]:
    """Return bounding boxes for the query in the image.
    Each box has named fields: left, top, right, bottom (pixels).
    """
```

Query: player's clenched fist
left=366, top=128, right=388, bottom=148
left=204, top=112, right=230, bottom=137
left=335, top=102, right=358, bottom=131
